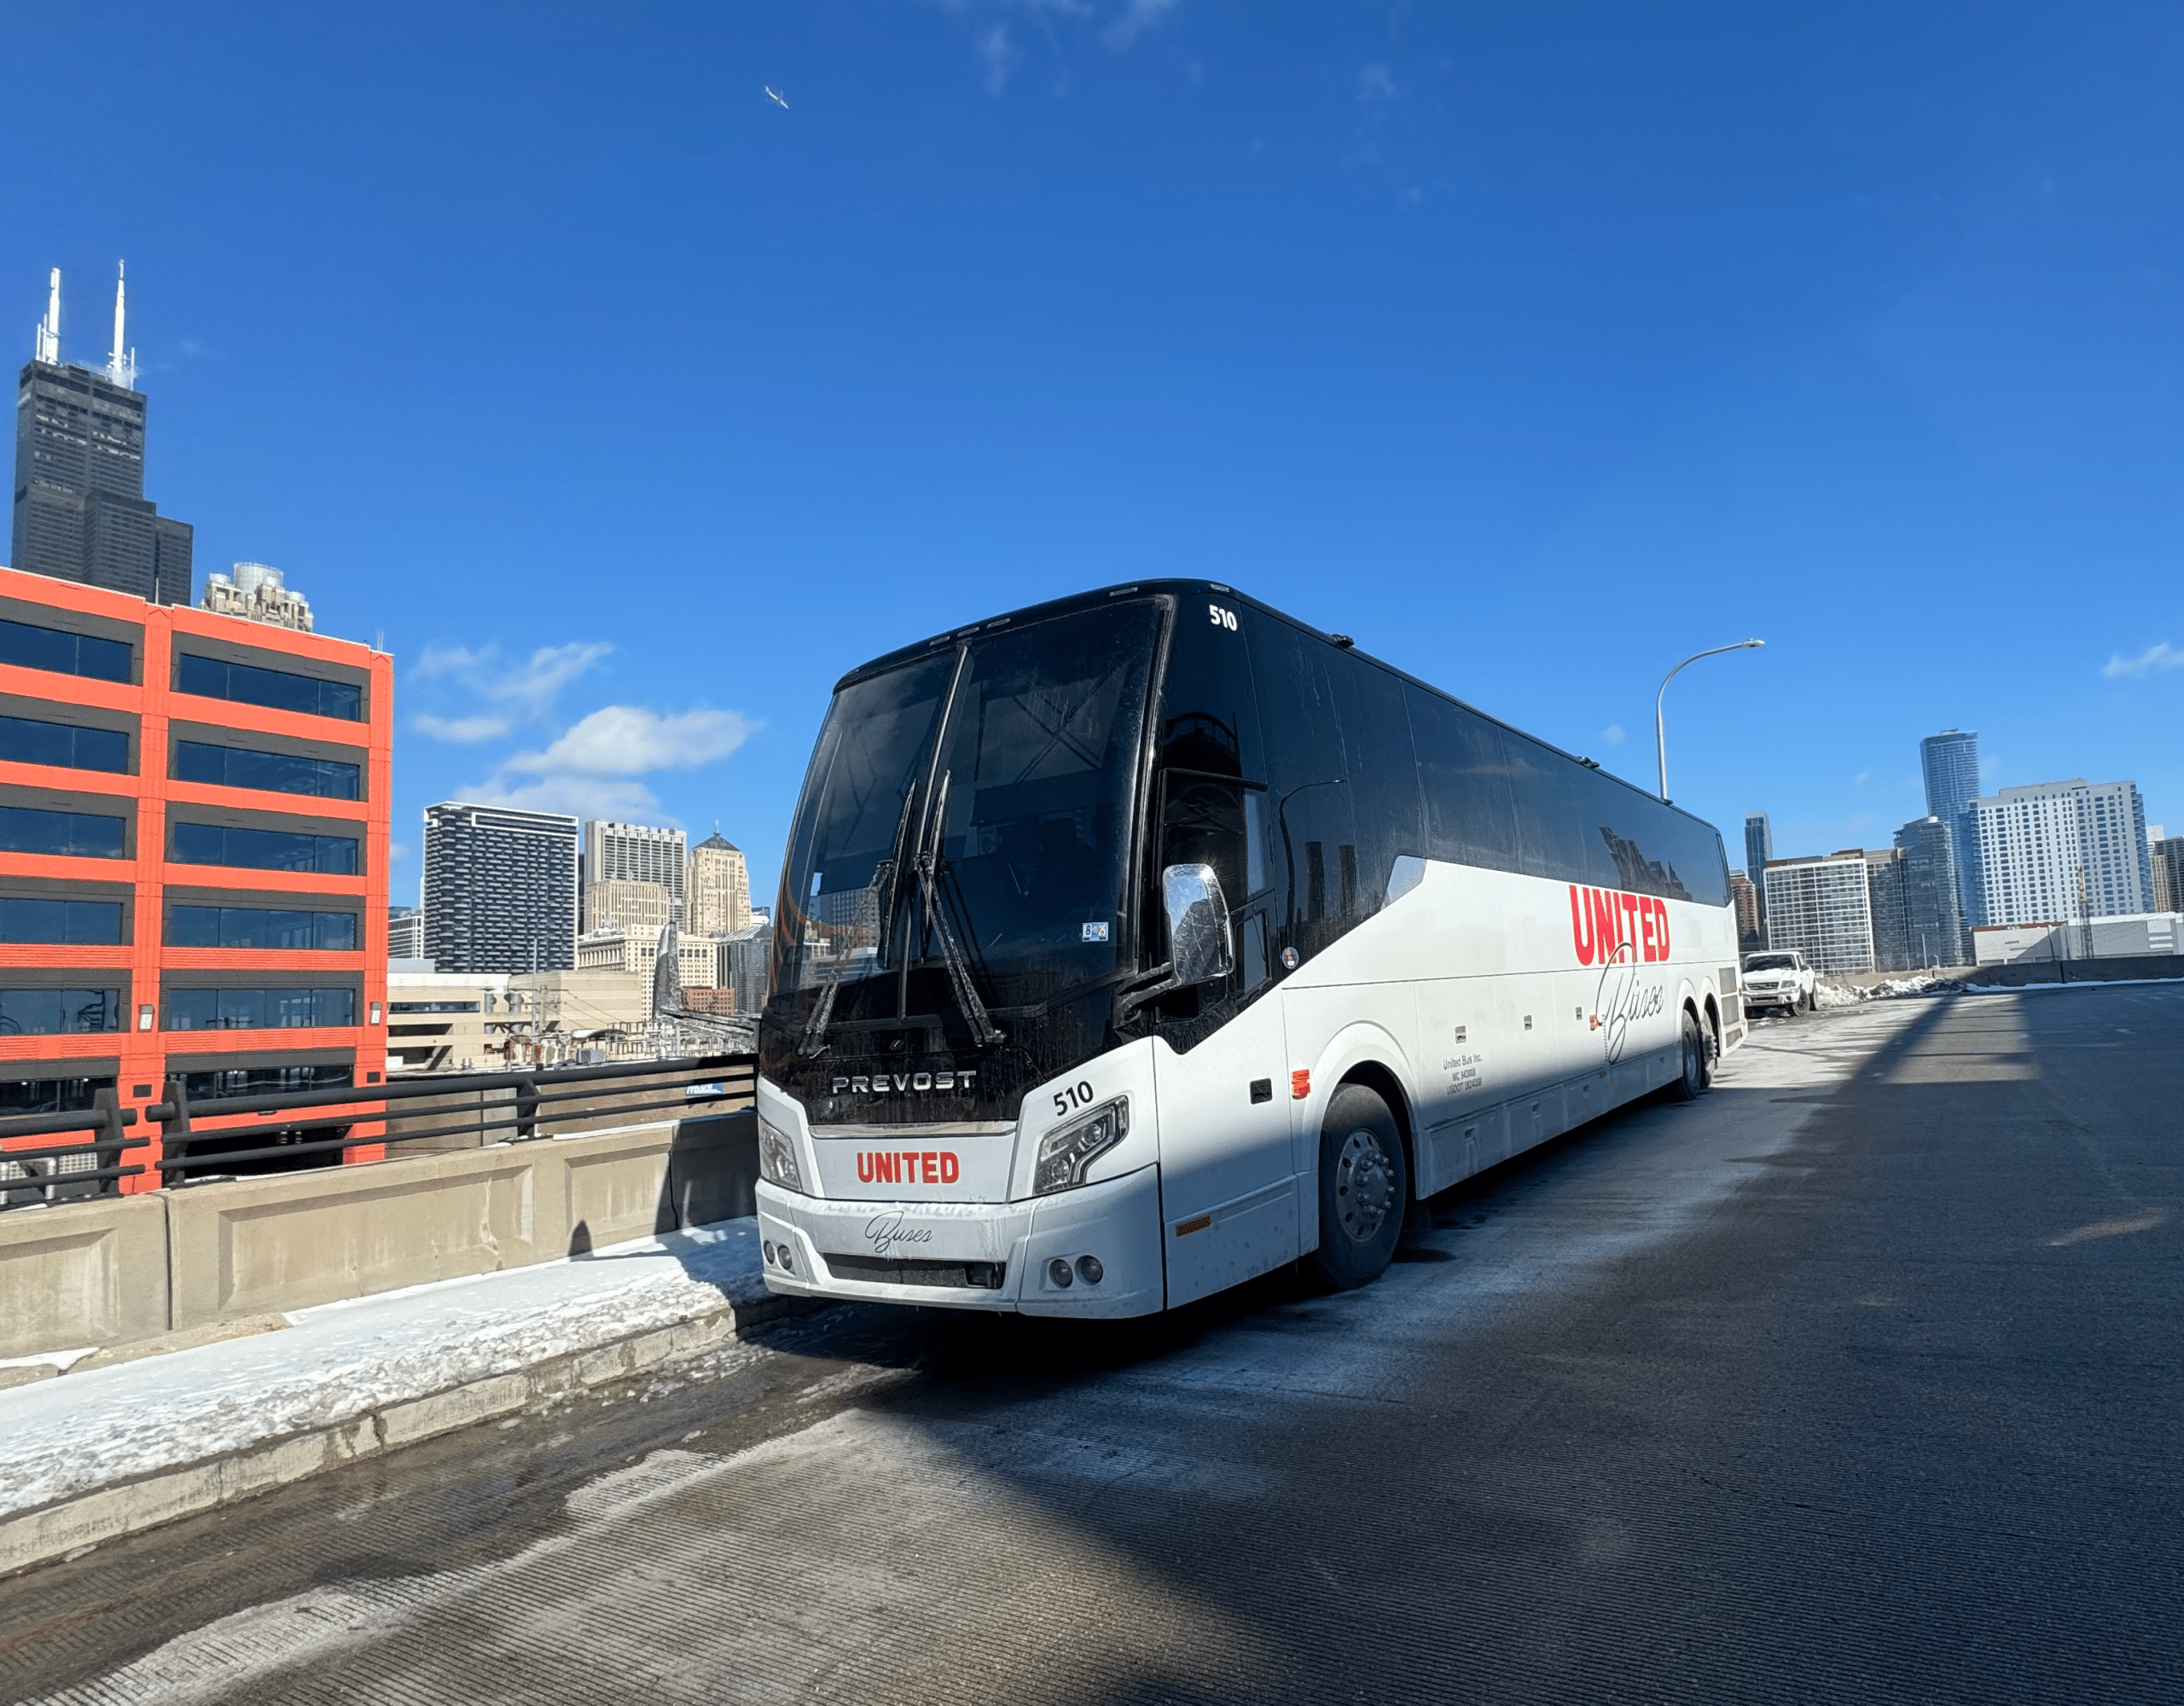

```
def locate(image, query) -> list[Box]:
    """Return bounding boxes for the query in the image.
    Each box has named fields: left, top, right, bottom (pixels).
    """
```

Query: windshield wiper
left=799, top=808, right=920, bottom=1059
left=797, top=938, right=852, bottom=1057
left=872, top=777, right=921, bottom=973
left=915, top=770, right=1004, bottom=1050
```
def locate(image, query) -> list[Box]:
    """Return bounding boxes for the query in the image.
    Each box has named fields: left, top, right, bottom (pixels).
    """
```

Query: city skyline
left=4, top=6, right=2181, bottom=914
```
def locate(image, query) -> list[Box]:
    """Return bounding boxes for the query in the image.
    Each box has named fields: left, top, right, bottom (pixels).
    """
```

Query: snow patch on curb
left=0, top=1219, right=770, bottom=1523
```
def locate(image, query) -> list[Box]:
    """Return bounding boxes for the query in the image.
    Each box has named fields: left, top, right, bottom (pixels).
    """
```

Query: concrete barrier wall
left=0, top=1196, right=171, bottom=1356
left=1968, top=953, right=2184, bottom=989
left=0, top=1109, right=757, bottom=1359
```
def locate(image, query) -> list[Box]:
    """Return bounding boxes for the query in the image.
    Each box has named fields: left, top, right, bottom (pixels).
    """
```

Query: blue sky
left=7, top=2, right=2180, bottom=908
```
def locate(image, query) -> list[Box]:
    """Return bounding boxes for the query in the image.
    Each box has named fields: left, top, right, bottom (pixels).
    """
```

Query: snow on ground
left=0, top=1219, right=769, bottom=1522
left=1815, top=974, right=1961, bottom=1008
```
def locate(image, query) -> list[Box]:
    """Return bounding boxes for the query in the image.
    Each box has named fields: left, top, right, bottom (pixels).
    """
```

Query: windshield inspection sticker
left=1082, top=921, right=1111, bottom=942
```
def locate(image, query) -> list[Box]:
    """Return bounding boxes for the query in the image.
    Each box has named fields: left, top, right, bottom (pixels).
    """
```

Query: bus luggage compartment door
left=1153, top=1000, right=1294, bottom=1309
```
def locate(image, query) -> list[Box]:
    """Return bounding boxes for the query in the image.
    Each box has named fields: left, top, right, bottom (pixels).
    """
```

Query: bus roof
left=832, top=578, right=1723, bottom=843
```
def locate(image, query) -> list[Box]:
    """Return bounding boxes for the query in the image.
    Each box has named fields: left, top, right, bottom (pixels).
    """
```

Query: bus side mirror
left=1162, top=863, right=1234, bottom=986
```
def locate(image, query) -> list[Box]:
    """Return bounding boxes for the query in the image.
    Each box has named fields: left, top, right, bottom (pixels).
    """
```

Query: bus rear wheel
left=1310, top=1082, right=1408, bottom=1291
left=1670, top=1008, right=1711, bottom=1101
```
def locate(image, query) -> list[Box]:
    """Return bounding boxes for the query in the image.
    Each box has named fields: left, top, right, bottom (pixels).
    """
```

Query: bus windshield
left=774, top=600, right=1161, bottom=1040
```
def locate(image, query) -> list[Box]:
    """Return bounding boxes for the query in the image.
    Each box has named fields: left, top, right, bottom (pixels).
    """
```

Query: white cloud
left=412, top=641, right=611, bottom=720
left=2103, top=641, right=2182, bottom=679
left=412, top=712, right=511, bottom=744
left=462, top=774, right=667, bottom=822
left=1855, top=770, right=1871, bottom=784
left=389, top=842, right=410, bottom=862
left=412, top=643, right=488, bottom=680
left=974, top=22, right=1019, bottom=93
left=1602, top=723, right=1624, bottom=746
left=506, top=705, right=757, bottom=778
left=1356, top=61, right=1397, bottom=102
left=1103, top=0, right=1175, bottom=49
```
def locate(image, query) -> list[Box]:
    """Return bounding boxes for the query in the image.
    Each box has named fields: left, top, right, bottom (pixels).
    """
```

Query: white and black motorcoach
left=754, top=582, right=1742, bottom=1317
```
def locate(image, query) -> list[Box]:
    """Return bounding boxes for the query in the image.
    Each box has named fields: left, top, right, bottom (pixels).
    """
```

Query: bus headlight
left=1033, top=1097, right=1128, bottom=1195
left=758, top=1114, right=804, bottom=1192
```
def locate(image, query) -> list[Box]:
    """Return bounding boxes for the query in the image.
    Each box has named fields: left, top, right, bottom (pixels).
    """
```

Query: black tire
left=1310, top=1082, right=1408, bottom=1291
left=1669, top=1007, right=1710, bottom=1101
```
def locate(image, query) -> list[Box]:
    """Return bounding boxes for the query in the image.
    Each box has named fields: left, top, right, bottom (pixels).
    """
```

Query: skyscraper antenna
left=34, top=268, right=60, bottom=365
left=106, top=261, right=136, bottom=390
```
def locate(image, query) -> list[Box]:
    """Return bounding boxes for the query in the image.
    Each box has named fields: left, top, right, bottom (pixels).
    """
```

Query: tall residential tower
left=1743, top=813, right=1773, bottom=944
left=1972, top=779, right=2152, bottom=926
left=1920, top=729, right=1982, bottom=928
left=1893, top=815, right=1971, bottom=967
left=421, top=804, right=580, bottom=974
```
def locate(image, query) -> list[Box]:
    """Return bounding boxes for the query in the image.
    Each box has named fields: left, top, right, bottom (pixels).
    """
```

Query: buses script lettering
left=863, top=1212, right=936, bottom=1257
left=1592, top=955, right=1666, bottom=1064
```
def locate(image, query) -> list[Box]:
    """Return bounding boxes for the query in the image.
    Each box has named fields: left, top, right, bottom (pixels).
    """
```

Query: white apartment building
left=582, top=820, right=687, bottom=921
left=1972, top=779, right=2151, bottom=927
left=1763, top=852, right=1875, bottom=975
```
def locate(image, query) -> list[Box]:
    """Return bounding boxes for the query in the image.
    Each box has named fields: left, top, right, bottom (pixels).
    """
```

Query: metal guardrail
left=0, top=1095, right=150, bottom=1209
left=0, top=1054, right=756, bottom=1211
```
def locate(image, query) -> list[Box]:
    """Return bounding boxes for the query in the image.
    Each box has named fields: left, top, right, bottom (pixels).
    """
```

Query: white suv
left=1740, top=949, right=1817, bottom=1016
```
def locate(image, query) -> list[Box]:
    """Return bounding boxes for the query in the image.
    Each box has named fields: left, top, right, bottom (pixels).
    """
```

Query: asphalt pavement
left=3, top=984, right=2179, bottom=1705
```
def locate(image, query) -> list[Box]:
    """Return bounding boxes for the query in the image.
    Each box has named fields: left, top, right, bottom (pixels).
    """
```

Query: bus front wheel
left=1310, top=1082, right=1408, bottom=1290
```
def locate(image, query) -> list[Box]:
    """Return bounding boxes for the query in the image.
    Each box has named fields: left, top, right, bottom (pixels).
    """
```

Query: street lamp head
left=1655, top=638, right=1766, bottom=800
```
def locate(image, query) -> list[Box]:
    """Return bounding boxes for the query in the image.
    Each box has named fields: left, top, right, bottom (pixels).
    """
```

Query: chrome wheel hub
left=1334, top=1129, right=1395, bottom=1244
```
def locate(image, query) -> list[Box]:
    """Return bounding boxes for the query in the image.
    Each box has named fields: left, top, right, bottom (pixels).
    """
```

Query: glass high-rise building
left=1864, top=849, right=1913, bottom=973
left=1743, top=813, right=1773, bottom=943
left=1920, top=728, right=1982, bottom=928
left=1894, top=815, right=1971, bottom=967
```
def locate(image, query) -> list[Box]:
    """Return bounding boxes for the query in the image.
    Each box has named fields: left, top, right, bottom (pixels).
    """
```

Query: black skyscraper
left=10, top=269, right=193, bottom=602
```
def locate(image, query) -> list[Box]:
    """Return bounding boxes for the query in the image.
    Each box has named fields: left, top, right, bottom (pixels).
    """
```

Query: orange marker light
left=1291, top=1069, right=1311, bottom=1100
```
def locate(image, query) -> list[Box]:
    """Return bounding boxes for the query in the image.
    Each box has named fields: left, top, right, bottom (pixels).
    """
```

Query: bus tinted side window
left=1575, top=768, right=1729, bottom=905
left=1248, top=620, right=1356, bottom=964
left=1334, top=655, right=1421, bottom=914
left=1406, top=685, right=1519, bottom=875
left=1503, top=727, right=1597, bottom=885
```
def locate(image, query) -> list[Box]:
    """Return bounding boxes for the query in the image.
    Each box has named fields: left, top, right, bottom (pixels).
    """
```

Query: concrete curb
left=0, top=1289, right=828, bottom=1581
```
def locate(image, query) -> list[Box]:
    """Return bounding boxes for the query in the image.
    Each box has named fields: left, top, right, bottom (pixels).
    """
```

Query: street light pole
left=1655, top=639, right=1765, bottom=801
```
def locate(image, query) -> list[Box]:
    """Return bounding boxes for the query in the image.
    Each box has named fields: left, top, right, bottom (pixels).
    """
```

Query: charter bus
left=753, top=582, right=1742, bottom=1317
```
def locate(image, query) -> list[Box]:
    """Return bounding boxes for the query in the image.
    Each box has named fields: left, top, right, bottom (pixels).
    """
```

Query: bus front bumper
left=755, top=1163, right=1165, bottom=1319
